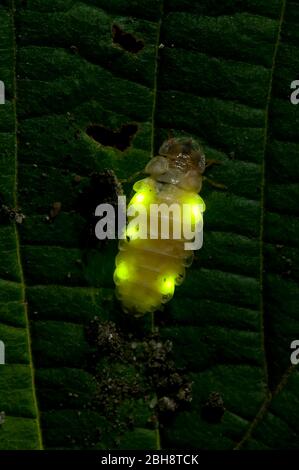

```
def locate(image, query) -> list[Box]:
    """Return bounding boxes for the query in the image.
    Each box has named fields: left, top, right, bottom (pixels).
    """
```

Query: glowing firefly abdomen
left=114, top=138, right=206, bottom=316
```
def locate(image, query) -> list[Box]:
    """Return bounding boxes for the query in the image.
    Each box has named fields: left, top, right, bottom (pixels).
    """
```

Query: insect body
left=114, top=138, right=206, bottom=316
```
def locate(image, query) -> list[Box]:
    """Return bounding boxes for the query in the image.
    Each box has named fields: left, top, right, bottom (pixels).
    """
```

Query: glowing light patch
left=131, top=179, right=156, bottom=208
left=135, top=193, right=145, bottom=203
left=181, top=193, right=205, bottom=226
left=183, top=194, right=206, bottom=212
left=160, top=276, right=175, bottom=295
left=191, top=204, right=201, bottom=219
left=130, top=189, right=153, bottom=207
left=115, top=262, right=130, bottom=281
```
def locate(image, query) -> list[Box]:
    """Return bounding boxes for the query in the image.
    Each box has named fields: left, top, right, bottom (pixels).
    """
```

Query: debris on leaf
left=0, top=200, right=25, bottom=225
left=201, top=391, right=225, bottom=424
left=48, top=201, right=62, bottom=222
left=158, top=396, right=177, bottom=413
left=87, top=320, right=123, bottom=358
left=85, top=319, right=193, bottom=442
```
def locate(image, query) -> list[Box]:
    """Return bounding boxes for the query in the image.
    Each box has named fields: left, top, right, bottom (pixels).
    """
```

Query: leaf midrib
left=235, top=365, right=295, bottom=449
left=236, top=0, right=287, bottom=448
left=259, top=0, right=286, bottom=389
left=11, top=0, right=43, bottom=449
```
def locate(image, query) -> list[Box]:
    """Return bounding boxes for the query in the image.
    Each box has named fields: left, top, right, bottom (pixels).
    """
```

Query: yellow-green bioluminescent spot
left=160, top=276, right=175, bottom=296
left=115, top=262, right=130, bottom=281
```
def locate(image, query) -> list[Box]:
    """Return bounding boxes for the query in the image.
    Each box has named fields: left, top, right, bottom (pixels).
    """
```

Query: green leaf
left=0, top=0, right=298, bottom=450
left=0, top=4, right=42, bottom=450
left=156, top=0, right=299, bottom=450
left=0, top=0, right=160, bottom=450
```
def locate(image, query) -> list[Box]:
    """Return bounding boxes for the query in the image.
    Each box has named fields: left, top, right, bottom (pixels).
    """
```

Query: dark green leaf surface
left=0, top=0, right=298, bottom=450
left=0, top=4, right=41, bottom=449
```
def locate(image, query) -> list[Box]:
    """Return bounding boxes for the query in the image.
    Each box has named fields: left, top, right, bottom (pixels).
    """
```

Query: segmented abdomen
left=114, top=177, right=205, bottom=316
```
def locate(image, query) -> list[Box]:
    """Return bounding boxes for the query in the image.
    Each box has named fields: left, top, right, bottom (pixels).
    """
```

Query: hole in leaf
left=86, top=123, right=138, bottom=151
left=112, top=24, right=144, bottom=54
left=74, top=170, right=122, bottom=250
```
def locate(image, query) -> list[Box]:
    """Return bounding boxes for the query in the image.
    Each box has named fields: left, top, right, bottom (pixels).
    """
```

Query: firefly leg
left=204, top=159, right=227, bottom=189
left=203, top=176, right=227, bottom=190
left=205, top=159, right=222, bottom=169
